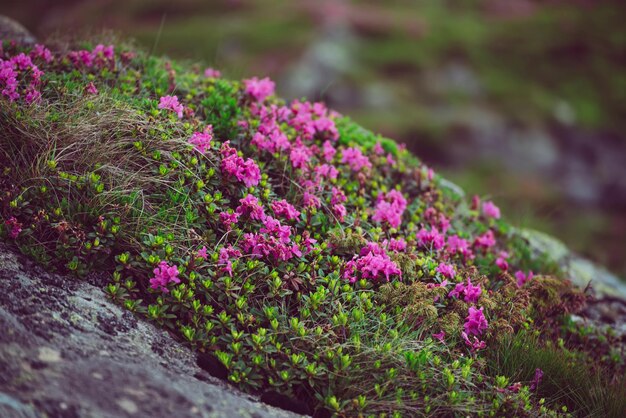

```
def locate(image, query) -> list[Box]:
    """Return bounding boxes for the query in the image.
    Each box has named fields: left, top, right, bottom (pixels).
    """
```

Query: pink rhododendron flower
left=314, top=164, right=338, bottom=182
left=4, top=216, right=22, bottom=239
left=386, top=238, right=407, bottom=252
left=219, top=245, right=242, bottom=276
left=464, top=306, right=488, bottom=336
left=158, top=95, right=184, bottom=119
left=417, top=228, right=445, bottom=251
left=236, top=194, right=265, bottom=221
left=449, top=282, right=465, bottom=299
left=436, top=263, right=455, bottom=279
left=85, top=82, right=98, bottom=95
left=289, top=141, right=313, bottom=170
left=302, top=191, right=321, bottom=209
left=341, top=147, right=372, bottom=172
left=530, top=368, right=543, bottom=391
left=482, top=200, right=501, bottom=219
left=495, top=251, right=509, bottom=271
left=322, top=140, right=336, bottom=162
left=271, top=199, right=300, bottom=221
left=463, top=279, right=482, bottom=303
left=31, top=44, right=53, bottom=63
left=447, top=235, right=474, bottom=260
left=150, top=261, right=181, bottom=293
left=343, top=246, right=402, bottom=283
left=372, top=190, right=407, bottom=229
left=332, top=203, right=347, bottom=222
left=260, top=217, right=292, bottom=243
left=188, top=126, right=213, bottom=154
left=461, top=331, right=487, bottom=351
left=515, top=270, right=534, bottom=287
left=244, top=76, right=275, bottom=102
left=220, top=141, right=261, bottom=187
left=474, top=230, right=496, bottom=249
left=241, top=233, right=300, bottom=262
left=373, top=142, right=384, bottom=155
left=204, top=67, right=221, bottom=78
left=219, top=211, right=240, bottom=230
left=331, top=187, right=347, bottom=205
left=196, top=246, right=208, bottom=260
left=433, top=331, right=445, bottom=342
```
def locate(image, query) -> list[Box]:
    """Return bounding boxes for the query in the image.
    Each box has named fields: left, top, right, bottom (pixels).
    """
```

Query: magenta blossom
left=436, top=263, right=455, bottom=279
left=236, top=194, right=265, bottom=220
left=433, top=331, right=445, bottom=342
left=474, top=230, right=496, bottom=250
left=463, top=279, right=482, bottom=303
left=244, top=76, right=275, bottom=102
left=530, top=368, right=543, bottom=391
left=417, top=228, right=445, bottom=251
left=150, top=261, right=181, bottom=293
left=85, top=82, right=98, bottom=95
left=220, top=141, right=261, bottom=187
left=372, top=190, right=407, bottom=229
left=495, top=251, right=509, bottom=271
left=188, top=126, right=213, bottom=154
left=196, top=246, right=208, bottom=260
left=343, top=252, right=402, bottom=284
left=461, top=331, right=487, bottom=351
left=515, top=270, right=534, bottom=287
left=341, top=147, right=372, bottom=172
left=482, top=200, right=501, bottom=219
left=464, top=306, right=488, bottom=336
left=271, top=199, right=300, bottom=221
left=219, top=211, right=240, bottom=230
left=4, top=216, right=22, bottom=239
left=158, top=95, right=184, bottom=119
left=204, top=67, right=221, bottom=78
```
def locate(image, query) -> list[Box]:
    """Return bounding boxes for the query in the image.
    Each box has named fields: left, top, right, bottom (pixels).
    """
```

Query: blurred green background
left=3, top=0, right=625, bottom=278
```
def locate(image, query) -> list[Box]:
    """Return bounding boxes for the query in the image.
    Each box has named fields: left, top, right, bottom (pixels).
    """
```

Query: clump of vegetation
left=0, top=38, right=623, bottom=417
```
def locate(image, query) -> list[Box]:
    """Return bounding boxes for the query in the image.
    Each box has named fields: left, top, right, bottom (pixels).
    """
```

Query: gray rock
left=0, top=16, right=37, bottom=45
left=0, top=242, right=303, bottom=418
left=516, top=228, right=626, bottom=300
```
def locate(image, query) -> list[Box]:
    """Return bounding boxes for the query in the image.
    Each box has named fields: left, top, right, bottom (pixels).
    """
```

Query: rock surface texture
left=0, top=242, right=302, bottom=418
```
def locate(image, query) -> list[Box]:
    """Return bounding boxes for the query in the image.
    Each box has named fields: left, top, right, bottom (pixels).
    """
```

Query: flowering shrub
left=0, top=38, right=622, bottom=417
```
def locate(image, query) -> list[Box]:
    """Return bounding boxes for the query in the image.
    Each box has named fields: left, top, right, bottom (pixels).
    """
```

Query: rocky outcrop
left=0, top=242, right=302, bottom=418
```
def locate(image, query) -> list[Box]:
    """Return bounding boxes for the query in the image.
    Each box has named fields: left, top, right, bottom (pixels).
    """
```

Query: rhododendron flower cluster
left=158, top=95, right=184, bottom=119
left=372, top=190, right=407, bottom=228
left=220, top=142, right=261, bottom=187
left=496, top=251, right=509, bottom=271
left=150, top=261, right=181, bottom=293
left=474, top=230, right=496, bottom=250
left=448, top=278, right=482, bottom=303
left=4, top=216, right=22, bottom=239
left=236, top=194, right=265, bottom=220
left=482, top=200, right=501, bottom=219
left=515, top=270, right=534, bottom=287
left=68, top=44, right=114, bottom=70
left=417, top=227, right=445, bottom=251
left=271, top=199, right=300, bottom=221
left=244, top=76, right=275, bottom=102
left=204, top=67, right=221, bottom=78
left=464, top=306, right=488, bottom=336
left=341, top=147, right=372, bottom=172
left=436, top=263, right=455, bottom=279
left=0, top=52, right=43, bottom=103
left=447, top=235, right=474, bottom=260
left=219, top=245, right=242, bottom=276
left=189, top=126, right=213, bottom=154
left=343, top=243, right=401, bottom=283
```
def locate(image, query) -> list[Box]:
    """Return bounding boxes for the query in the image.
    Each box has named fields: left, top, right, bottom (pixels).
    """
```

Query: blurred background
left=2, top=0, right=625, bottom=279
